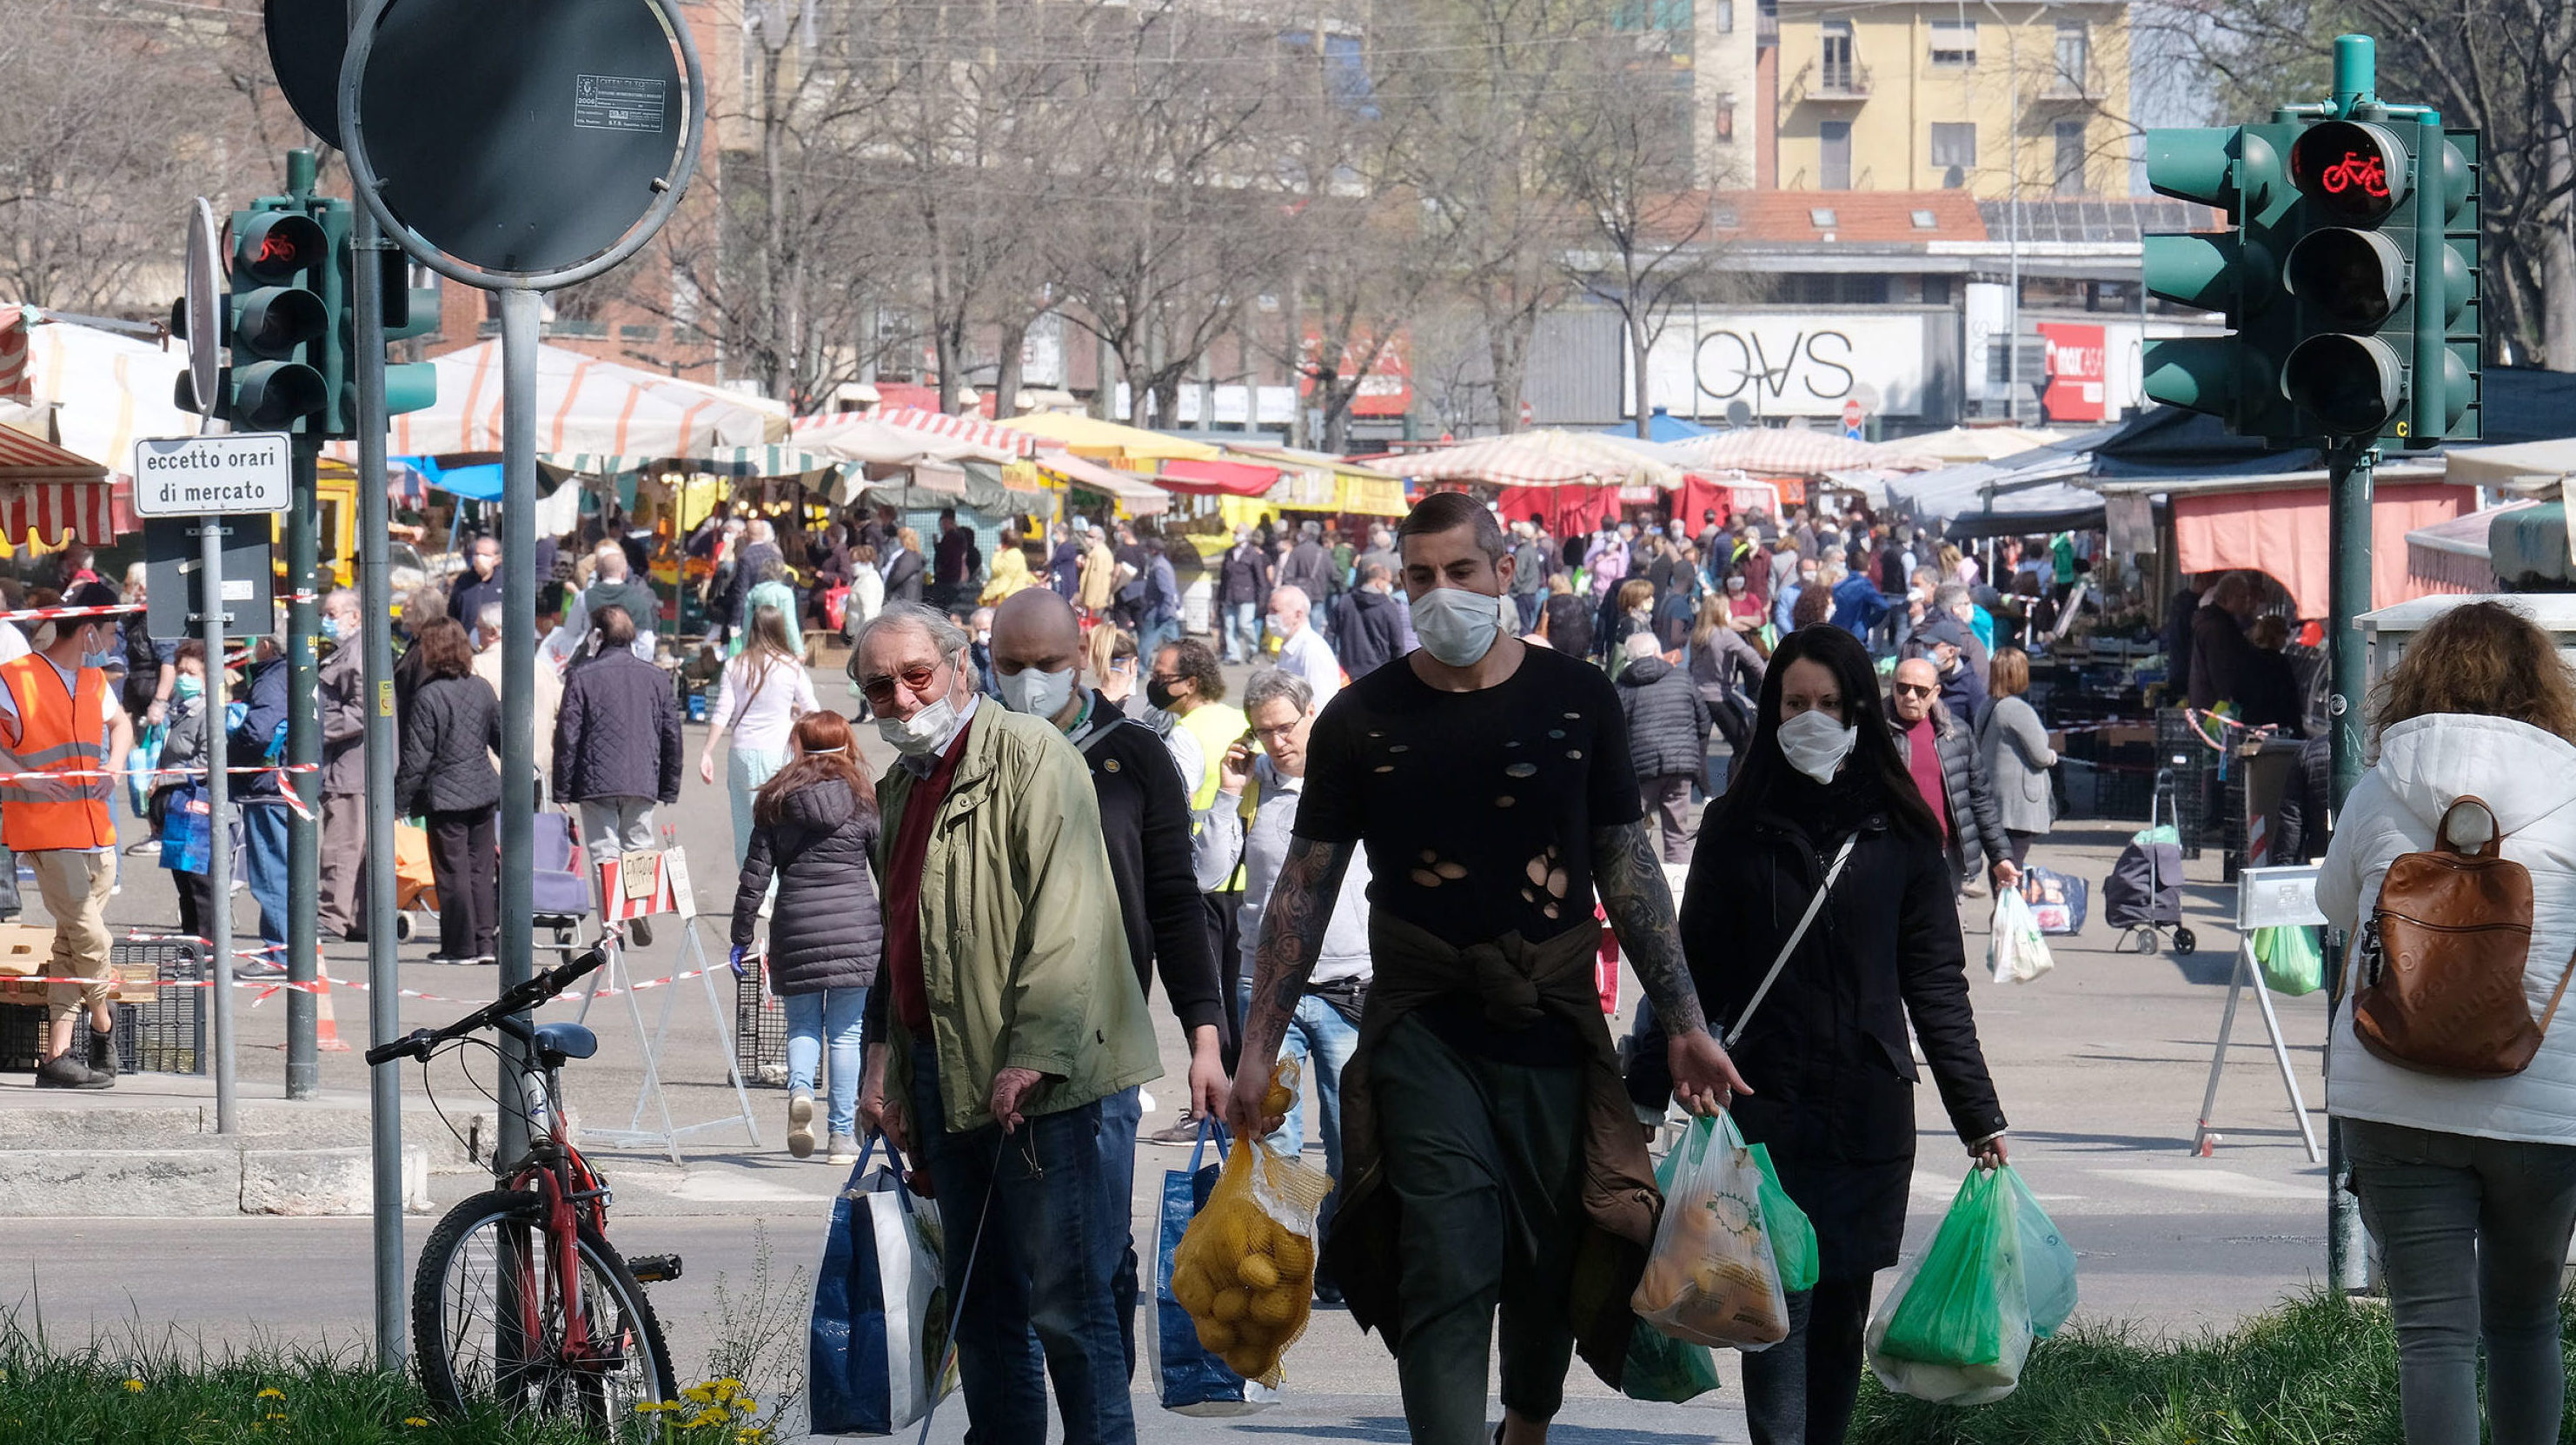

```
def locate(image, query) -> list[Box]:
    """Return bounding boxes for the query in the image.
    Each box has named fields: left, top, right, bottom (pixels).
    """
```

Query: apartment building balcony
left=2034, top=70, right=2104, bottom=103
left=1809, top=61, right=1870, bottom=101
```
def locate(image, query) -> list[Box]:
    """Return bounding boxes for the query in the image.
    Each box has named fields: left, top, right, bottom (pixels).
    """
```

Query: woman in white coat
left=2318, top=600, right=2576, bottom=1445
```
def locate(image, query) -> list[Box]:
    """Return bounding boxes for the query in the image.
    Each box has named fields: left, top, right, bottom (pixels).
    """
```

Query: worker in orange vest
left=3, top=584, right=134, bottom=1089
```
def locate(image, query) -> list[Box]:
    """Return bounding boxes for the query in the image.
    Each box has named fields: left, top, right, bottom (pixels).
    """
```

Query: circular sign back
left=263, top=0, right=350, bottom=149
left=342, top=0, right=696, bottom=283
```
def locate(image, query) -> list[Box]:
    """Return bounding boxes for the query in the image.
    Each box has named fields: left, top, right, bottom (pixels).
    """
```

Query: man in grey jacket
left=315, top=589, right=368, bottom=939
left=1204, top=666, right=1371, bottom=1304
left=1889, top=656, right=2016, bottom=894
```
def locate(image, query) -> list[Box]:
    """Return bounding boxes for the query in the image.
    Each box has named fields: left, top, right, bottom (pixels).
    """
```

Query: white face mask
left=1776, top=707, right=1858, bottom=785
left=998, top=665, right=1077, bottom=720
left=877, top=693, right=964, bottom=757
left=1411, top=585, right=1501, bottom=667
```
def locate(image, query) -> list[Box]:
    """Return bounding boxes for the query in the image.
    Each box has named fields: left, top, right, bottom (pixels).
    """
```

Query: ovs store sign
left=1633, top=314, right=1929, bottom=420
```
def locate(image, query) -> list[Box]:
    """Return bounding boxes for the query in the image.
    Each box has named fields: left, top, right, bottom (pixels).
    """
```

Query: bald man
left=1887, top=656, right=2014, bottom=892
left=1266, top=584, right=1339, bottom=710
left=988, top=587, right=1223, bottom=1381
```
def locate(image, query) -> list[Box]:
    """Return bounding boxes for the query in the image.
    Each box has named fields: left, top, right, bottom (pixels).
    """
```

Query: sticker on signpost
left=573, top=74, right=667, bottom=134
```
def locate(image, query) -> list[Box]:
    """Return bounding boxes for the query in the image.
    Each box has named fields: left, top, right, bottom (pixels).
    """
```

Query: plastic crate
left=733, top=969, right=788, bottom=1088
left=0, top=939, right=206, bottom=1075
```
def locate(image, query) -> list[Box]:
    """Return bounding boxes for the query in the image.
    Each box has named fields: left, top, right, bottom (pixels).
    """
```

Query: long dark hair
left=753, top=711, right=877, bottom=826
left=1705, top=625, right=1940, bottom=842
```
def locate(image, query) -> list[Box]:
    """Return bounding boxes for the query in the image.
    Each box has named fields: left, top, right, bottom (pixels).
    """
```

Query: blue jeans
left=1236, top=981, right=1359, bottom=1243
left=1139, top=616, right=1179, bottom=666
left=242, top=799, right=291, bottom=948
left=781, top=986, right=865, bottom=1137
left=907, top=1044, right=1139, bottom=1445
left=1225, top=602, right=1260, bottom=663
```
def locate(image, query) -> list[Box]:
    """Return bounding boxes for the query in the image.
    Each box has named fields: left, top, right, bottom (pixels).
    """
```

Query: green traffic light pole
left=282, top=149, right=323, bottom=1101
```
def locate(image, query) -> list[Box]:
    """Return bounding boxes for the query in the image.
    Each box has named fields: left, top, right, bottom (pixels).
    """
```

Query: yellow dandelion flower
left=740, top=1398, right=759, bottom=1415
left=123, top=1379, right=145, bottom=1393
left=403, top=1418, right=432, bottom=1428
left=257, top=1388, right=287, bottom=1400
left=685, top=1407, right=726, bottom=1428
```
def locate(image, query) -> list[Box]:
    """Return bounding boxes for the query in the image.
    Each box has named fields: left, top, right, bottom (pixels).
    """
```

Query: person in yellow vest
left=4, top=593, right=134, bottom=1089
left=1144, top=638, right=1250, bottom=1141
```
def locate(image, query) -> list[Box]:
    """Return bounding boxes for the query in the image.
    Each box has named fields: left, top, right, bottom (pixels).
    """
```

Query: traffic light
left=378, top=255, right=441, bottom=422
left=2140, top=124, right=2306, bottom=440
left=227, top=203, right=331, bottom=431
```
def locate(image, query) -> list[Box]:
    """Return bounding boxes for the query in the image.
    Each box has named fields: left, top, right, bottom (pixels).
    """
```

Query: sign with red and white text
left=1298, top=329, right=1412, bottom=417
left=2038, top=322, right=2108, bottom=422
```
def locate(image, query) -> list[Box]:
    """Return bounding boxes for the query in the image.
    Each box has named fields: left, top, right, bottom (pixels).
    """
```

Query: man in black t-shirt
left=1225, top=491, right=1746, bottom=1445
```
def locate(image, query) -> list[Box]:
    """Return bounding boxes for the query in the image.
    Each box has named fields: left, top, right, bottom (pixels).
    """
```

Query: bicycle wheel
left=413, top=1188, right=676, bottom=1423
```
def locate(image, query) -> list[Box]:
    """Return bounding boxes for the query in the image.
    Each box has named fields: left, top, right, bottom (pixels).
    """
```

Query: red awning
left=2172, top=481, right=2466, bottom=618
left=1154, top=458, right=1281, bottom=497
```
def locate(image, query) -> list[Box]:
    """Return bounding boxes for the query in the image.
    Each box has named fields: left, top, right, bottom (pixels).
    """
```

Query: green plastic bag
left=2254, top=925, right=2324, bottom=997
left=1874, top=1170, right=2029, bottom=1379
left=2131, top=823, right=2180, bottom=848
left=1747, top=1141, right=1819, bottom=1294
left=1621, top=1120, right=1725, bottom=1402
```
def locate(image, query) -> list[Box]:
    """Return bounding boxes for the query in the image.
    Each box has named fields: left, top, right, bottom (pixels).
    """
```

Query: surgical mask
left=321, top=615, right=344, bottom=642
left=1776, top=707, right=1858, bottom=785
left=1265, top=613, right=1287, bottom=637
left=1726, top=577, right=1746, bottom=593
left=974, top=629, right=991, bottom=647
left=876, top=695, right=963, bottom=757
left=80, top=630, right=115, bottom=669
left=174, top=673, right=204, bottom=702
left=999, top=665, right=1076, bottom=719
left=1145, top=677, right=1180, bottom=711
left=1411, top=585, right=1501, bottom=668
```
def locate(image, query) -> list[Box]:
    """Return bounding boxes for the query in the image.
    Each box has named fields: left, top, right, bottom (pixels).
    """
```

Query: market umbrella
left=384, top=339, right=783, bottom=458
left=1393, top=429, right=1683, bottom=489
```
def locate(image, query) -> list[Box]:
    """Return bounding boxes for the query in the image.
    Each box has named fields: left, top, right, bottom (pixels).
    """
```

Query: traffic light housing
left=227, top=203, right=332, bottom=431
left=377, top=252, right=442, bottom=422
left=2140, top=124, right=2305, bottom=441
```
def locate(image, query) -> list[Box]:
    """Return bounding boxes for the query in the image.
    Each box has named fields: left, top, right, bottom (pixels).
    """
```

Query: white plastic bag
left=1630, top=1113, right=1789, bottom=1350
left=1987, top=888, right=2055, bottom=984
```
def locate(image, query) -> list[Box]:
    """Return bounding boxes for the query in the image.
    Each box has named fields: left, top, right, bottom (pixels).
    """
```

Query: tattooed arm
left=1225, top=835, right=1354, bottom=1140
left=1592, top=819, right=1751, bottom=1114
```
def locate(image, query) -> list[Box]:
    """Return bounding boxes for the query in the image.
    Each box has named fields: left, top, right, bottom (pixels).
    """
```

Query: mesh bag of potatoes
left=1167, top=1060, right=1337, bottom=1388
left=1630, top=1112, right=1791, bottom=1350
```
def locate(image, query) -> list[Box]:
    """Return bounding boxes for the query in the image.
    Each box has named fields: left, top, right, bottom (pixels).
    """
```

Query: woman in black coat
left=1630, top=624, right=2009, bottom=1445
left=730, top=708, right=882, bottom=1163
left=392, top=619, right=502, bottom=965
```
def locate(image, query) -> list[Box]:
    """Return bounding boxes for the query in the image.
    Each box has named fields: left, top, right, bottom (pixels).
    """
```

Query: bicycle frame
left=491, top=1055, right=620, bottom=1375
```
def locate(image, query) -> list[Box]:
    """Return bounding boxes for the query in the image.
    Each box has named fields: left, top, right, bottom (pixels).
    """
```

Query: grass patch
left=1852, top=1288, right=2425, bottom=1445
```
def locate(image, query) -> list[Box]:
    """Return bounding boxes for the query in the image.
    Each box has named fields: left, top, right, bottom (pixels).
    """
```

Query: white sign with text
left=1630, top=313, right=1931, bottom=419
left=130, top=434, right=292, bottom=515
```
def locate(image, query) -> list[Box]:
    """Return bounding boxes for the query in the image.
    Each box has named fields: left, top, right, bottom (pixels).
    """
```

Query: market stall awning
left=2446, top=438, right=2576, bottom=494
left=7, top=306, right=196, bottom=481
left=0, top=421, right=108, bottom=481
left=383, top=340, right=781, bottom=458
left=993, top=410, right=1225, bottom=464
left=545, top=444, right=849, bottom=479
left=1226, top=445, right=1409, bottom=517
left=1657, top=428, right=1935, bottom=479
left=0, top=478, right=129, bottom=544
left=866, top=406, right=1041, bottom=459
left=796, top=414, right=1026, bottom=467
left=1600, top=409, right=1712, bottom=443
left=1393, top=429, right=1682, bottom=490
left=1026, top=450, right=1170, bottom=516
left=1156, top=457, right=1280, bottom=497
left=2170, top=480, right=2467, bottom=618
left=2407, top=500, right=2533, bottom=593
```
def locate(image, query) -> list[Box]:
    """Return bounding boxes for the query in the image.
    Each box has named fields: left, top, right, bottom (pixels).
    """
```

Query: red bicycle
left=369, top=950, right=680, bottom=1423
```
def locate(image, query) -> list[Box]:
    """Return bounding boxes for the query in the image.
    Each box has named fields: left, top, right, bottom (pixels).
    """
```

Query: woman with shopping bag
left=1629, top=624, right=2011, bottom=1445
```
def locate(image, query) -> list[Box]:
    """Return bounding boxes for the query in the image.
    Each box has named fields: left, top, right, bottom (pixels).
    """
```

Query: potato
left=1193, top=1317, right=1237, bottom=1353
left=1245, top=1216, right=1285, bottom=1256
left=1248, top=1287, right=1299, bottom=1326
left=1222, top=1347, right=1270, bottom=1381
left=1172, top=1263, right=1213, bottom=1315
left=1237, top=1255, right=1280, bottom=1290
left=1212, top=1288, right=1249, bottom=1322
left=1271, top=1233, right=1314, bottom=1278
left=1214, top=1210, right=1258, bottom=1260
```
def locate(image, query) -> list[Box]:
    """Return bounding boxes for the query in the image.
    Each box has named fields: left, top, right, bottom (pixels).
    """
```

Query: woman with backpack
left=698, top=605, right=818, bottom=865
left=729, top=710, right=881, bottom=1163
left=1628, top=624, right=2008, bottom=1445
left=2319, top=600, right=2576, bottom=1445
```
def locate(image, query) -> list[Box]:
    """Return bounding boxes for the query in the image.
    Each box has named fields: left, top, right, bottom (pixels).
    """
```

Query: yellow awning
left=992, top=410, right=1225, bottom=464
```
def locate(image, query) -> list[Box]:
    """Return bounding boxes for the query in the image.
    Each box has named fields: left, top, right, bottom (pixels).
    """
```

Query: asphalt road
left=2, top=649, right=2346, bottom=1440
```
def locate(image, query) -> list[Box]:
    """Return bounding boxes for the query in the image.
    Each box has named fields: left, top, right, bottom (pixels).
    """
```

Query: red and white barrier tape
left=0, top=603, right=143, bottom=624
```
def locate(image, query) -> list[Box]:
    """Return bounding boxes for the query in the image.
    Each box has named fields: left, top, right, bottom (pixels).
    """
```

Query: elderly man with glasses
left=848, top=600, right=1160, bottom=1445
left=1885, top=655, right=2016, bottom=897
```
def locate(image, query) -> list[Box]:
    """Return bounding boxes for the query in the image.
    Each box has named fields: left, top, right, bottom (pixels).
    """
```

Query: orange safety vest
left=0, top=654, right=116, bottom=852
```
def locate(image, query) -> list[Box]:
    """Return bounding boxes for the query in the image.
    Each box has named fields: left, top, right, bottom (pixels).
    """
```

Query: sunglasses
left=857, top=656, right=950, bottom=706
left=1893, top=682, right=1937, bottom=699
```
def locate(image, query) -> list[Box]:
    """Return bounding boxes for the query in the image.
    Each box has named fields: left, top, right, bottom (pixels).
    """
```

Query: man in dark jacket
left=2188, top=571, right=2261, bottom=712
left=1278, top=520, right=1339, bottom=640
left=1215, top=528, right=1272, bottom=664
left=315, top=589, right=368, bottom=940
left=447, top=533, right=504, bottom=634
left=931, top=507, right=979, bottom=613
left=2162, top=576, right=2210, bottom=704
left=986, top=586, right=1225, bottom=1377
left=1829, top=550, right=1891, bottom=644
left=229, top=613, right=295, bottom=964
left=1888, top=656, right=2015, bottom=892
left=1615, top=631, right=1712, bottom=863
left=1908, top=605, right=1988, bottom=726
left=1333, top=563, right=1411, bottom=680
left=1046, top=521, right=1082, bottom=599
left=553, top=605, right=682, bottom=945
left=2271, top=732, right=2334, bottom=864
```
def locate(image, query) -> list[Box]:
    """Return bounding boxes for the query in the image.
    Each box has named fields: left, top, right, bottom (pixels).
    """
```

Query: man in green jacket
left=853, top=600, right=1160, bottom=1445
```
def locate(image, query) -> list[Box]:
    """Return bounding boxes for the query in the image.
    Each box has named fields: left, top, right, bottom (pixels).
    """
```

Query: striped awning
left=873, top=406, right=1041, bottom=458
left=1393, top=430, right=1683, bottom=490
left=1658, top=428, right=1936, bottom=479
left=1030, top=452, right=1169, bottom=516
left=0, top=479, right=126, bottom=544
left=0, top=421, right=107, bottom=481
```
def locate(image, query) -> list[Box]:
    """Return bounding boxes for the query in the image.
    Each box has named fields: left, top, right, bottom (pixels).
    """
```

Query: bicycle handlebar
left=363, top=949, right=608, bottom=1068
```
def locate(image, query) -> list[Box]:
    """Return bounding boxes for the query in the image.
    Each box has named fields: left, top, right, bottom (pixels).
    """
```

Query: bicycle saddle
left=534, top=1022, right=599, bottom=1061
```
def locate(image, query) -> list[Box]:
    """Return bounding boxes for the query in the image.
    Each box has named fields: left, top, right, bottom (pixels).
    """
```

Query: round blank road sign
left=347, top=0, right=690, bottom=279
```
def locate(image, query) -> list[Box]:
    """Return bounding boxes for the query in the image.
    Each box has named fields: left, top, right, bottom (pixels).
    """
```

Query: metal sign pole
left=2325, top=441, right=2374, bottom=1295
left=495, top=287, right=542, bottom=1167
left=200, top=520, right=238, bottom=1135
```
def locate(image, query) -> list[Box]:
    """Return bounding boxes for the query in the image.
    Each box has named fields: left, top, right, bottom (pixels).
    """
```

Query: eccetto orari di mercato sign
left=131, top=434, right=293, bottom=515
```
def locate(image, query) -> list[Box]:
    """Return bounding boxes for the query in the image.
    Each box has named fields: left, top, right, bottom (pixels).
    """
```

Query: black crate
left=2155, top=708, right=2221, bottom=775
left=0, top=940, right=207, bottom=1075
left=733, top=970, right=787, bottom=1088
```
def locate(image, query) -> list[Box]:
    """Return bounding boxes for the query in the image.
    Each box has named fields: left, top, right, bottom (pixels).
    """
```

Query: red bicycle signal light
left=2290, top=121, right=2408, bottom=223
left=234, top=210, right=327, bottom=282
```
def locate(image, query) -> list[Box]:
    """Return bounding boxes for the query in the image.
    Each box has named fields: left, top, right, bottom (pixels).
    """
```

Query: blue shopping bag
left=160, top=783, right=211, bottom=875
left=809, top=1136, right=954, bottom=1435
left=128, top=722, right=163, bottom=818
left=1150, top=1117, right=1278, bottom=1415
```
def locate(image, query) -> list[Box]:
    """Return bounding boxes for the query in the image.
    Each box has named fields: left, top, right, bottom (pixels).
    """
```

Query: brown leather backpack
left=2354, top=796, right=2576, bottom=1078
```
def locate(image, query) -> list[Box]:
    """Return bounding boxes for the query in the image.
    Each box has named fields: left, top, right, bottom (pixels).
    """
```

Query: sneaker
left=1148, top=1110, right=1205, bottom=1144
left=236, top=958, right=287, bottom=979
left=475, top=956, right=497, bottom=967
left=826, top=1132, right=861, bottom=1164
left=629, top=916, right=654, bottom=947
left=33, top=1053, right=105, bottom=1090
left=86, top=1027, right=116, bottom=1084
left=787, top=1089, right=816, bottom=1158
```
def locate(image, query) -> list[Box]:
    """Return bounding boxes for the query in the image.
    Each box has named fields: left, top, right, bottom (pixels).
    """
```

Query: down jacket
left=552, top=649, right=683, bottom=805
left=394, top=673, right=503, bottom=816
left=1614, top=654, right=1712, bottom=781
left=730, top=778, right=882, bottom=995
left=1889, top=700, right=2008, bottom=885
left=2320, top=713, right=2576, bottom=1144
